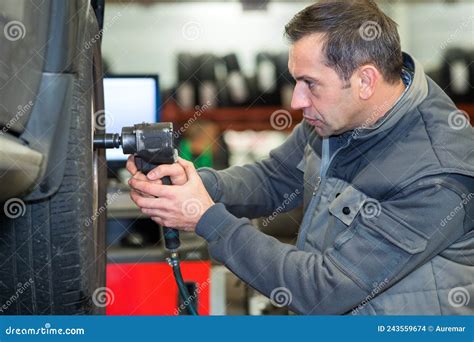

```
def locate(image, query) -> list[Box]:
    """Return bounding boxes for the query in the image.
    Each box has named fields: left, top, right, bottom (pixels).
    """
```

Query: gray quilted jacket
left=196, top=53, right=474, bottom=315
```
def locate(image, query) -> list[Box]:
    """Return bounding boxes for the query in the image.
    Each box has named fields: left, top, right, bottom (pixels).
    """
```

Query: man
left=127, top=0, right=474, bottom=314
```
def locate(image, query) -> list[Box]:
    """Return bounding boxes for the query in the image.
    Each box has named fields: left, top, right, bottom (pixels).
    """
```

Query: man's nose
left=291, top=83, right=311, bottom=110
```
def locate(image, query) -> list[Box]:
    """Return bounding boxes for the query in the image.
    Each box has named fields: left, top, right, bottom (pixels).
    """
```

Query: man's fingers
left=141, top=208, right=167, bottom=218
left=129, top=171, right=162, bottom=197
left=130, top=190, right=171, bottom=210
left=130, top=190, right=156, bottom=209
left=151, top=216, right=165, bottom=226
left=150, top=216, right=188, bottom=231
left=147, top=163, right=187, bottom=184
left=129, top=178, right=172, bottom=198
left=177, top=158, right=199, bottom=181
left=126, top=155, right=138, bottom=175
left=132, top=172, right=148, bottom=181
left=132, top=172, right=163, bottom=189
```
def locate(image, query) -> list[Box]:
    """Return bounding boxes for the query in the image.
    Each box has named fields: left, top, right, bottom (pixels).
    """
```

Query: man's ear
left=356, top=64, right=379, bottom=100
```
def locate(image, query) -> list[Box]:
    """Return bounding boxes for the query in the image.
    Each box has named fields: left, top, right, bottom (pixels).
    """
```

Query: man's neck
left=363, top=79, right=407, bottom=127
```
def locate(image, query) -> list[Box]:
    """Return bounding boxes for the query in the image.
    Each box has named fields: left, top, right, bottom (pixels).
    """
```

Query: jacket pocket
left=329, top=185, right=368, bottom=226
left=363, top=209, right=428, bottom=254
left=328, top=198, right=429, bottom=291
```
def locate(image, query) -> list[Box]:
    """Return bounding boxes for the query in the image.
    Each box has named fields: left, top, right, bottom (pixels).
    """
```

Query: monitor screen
left=103, top=75, right=160, bottom=162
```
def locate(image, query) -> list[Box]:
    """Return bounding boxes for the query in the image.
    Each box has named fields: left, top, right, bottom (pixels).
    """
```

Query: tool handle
left=134, top=157, right=181, bottom=251
left=160, top=176, right=180, bottom=251
left=135, top=157, right=158, bottom=175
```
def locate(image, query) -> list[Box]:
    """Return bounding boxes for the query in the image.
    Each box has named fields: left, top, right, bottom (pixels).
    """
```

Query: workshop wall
left=102, top=1, right=474, bottom=89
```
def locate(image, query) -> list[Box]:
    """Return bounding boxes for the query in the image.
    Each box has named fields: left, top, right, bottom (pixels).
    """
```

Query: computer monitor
left=103, top=75, right=160, bottom=176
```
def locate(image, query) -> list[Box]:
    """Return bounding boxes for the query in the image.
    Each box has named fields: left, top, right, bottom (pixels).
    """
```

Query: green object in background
left=179, top=139, right=213, bottom=168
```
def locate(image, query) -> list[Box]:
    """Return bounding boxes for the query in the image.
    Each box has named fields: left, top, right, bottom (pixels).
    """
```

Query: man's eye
left=305, top=80, right=315, bottom=89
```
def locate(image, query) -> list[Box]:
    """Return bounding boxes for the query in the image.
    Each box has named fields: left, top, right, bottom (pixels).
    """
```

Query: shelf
left=162, top=100, right=302, bottom=132
left=162, top=100, right=473, bottom=133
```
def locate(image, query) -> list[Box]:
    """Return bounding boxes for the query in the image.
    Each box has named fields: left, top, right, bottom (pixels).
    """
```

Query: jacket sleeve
left=197, top=122, right=308, bottom=219
left=195, top=175, right=470, bottom=314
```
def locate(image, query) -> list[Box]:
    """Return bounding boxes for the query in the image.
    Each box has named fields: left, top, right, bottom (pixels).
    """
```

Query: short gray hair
left=285, top=0, right=403, bottom=84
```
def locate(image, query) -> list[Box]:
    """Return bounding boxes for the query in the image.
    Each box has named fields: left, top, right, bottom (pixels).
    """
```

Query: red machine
left=106, top=248, right=211, bottom=315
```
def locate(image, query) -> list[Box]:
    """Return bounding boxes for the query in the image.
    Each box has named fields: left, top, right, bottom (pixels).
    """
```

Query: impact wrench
left=94, top=122, right=198, bottom=315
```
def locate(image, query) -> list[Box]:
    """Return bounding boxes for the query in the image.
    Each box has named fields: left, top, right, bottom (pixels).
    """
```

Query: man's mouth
left=304, top=115, right=323, bottom=126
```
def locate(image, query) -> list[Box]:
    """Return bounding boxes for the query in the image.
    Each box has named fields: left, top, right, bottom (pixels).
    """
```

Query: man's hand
left=126, top=155, right=188, bottom=185
left=127, top=156, right=215, bottom=231
left=125, top=155, right=189, bottom=197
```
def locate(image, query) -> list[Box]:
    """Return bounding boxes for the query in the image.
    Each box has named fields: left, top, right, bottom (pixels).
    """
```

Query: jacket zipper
left=297, top=136, right=353, bottom=249
left=324, top=136, right=352, bottom=178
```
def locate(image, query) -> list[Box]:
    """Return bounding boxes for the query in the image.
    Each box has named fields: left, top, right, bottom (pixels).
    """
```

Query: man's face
left=288, top=33, right=363, bottom=137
